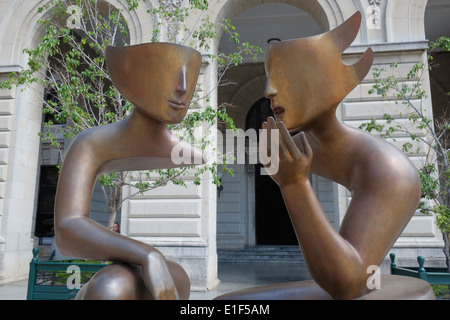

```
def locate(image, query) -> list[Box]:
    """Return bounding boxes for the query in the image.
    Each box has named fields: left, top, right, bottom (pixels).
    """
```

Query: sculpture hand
left=142, top=251, right=179, bottom=300
left=261, top=117, right=313, bottom=187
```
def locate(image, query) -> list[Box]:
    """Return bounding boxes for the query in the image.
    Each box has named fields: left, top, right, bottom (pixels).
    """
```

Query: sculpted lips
left=272, top=106, right=285, bottom=119
left=168, top=100, right=186, bottom=110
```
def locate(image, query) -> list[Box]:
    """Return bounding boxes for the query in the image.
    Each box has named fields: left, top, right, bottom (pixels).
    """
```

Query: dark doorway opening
left=34, top=166, right=59, bottom=238
left=246, top=97, right=298, bottom=245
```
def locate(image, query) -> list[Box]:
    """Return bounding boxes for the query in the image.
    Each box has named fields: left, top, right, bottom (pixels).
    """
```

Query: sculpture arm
left=279, top=180, right=366, bottom=299
left=261, top=118, right=371, bottom=299
left=262, top=118, right=421, bottom=299
left=54, top=134, right=178, bottom=299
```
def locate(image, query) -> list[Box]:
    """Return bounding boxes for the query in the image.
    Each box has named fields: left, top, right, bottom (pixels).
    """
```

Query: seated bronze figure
left=54, top=42, right=203, bottom=300
left=216, top=12, right=434, bottom=300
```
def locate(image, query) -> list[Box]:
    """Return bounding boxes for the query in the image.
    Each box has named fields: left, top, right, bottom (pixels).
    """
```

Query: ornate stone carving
left=367, top=0, right=382, bottom=30
left=159, top=0, right=188, bottom=42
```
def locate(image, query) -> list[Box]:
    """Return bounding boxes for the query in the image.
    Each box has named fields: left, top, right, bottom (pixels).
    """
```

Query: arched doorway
left=246, top=97, right=298, bottom=245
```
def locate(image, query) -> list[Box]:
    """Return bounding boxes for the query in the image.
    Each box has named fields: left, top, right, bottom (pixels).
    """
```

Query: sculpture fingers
left=266, top=117, right=287, bottom=159
left=260, top=121, right=271, bottom=166
left=300, top=132, right=313, bottom=160
left=145, top=252, right=179, bottom=300
left=277, top=120, right=302, bottom=159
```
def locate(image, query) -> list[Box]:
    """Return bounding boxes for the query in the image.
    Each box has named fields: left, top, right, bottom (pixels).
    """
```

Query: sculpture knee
left=77, top=264, right=150, bottom=300
left=167, top=259, right=190, bottom=299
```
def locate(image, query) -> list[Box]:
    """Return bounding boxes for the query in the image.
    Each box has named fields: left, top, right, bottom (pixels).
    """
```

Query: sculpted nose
left=176, top=66, right=187, bottom=94
left=264, top=77, right=277, bottom=99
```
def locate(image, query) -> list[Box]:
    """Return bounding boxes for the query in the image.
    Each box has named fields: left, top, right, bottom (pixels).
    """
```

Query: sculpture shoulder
left=63, top=123, right=122, bottom=167
left=352, top=132, right=420, bottom=195
left=72, top=122, right=120, bottom=146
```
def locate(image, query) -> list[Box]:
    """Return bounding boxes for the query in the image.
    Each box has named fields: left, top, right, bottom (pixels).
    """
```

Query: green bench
left=390, top=252, right=450, bottom=285
left=27, top=247, right=108, bottom=300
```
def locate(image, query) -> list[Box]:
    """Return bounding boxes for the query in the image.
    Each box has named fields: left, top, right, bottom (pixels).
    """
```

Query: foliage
left=0, top=0, right=263, bottom=228
left=432, top=284, right=450, bottom=299
left=360, top=36, right=450, bottom=270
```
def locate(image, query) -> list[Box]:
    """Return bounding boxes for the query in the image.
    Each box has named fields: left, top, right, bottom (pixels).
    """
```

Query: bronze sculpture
left=54, top=42, right=203, bottom=299
left=215, top=12, right=434, bottom=300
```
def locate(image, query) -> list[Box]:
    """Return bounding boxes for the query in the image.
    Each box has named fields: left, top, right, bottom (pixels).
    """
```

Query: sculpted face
left=106, top=42, right=202, bottom=124
left=264, top=12, right=373, bottom=132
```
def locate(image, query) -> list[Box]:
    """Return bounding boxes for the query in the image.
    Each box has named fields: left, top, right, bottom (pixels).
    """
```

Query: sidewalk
left=0, top=279, right=28, bottom=300
left=0, top=262, right=311, bottom=300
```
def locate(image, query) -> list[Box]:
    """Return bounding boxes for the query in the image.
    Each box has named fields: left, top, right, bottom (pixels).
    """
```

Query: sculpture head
left=106, top=42, right=202, bottom=124
left=264, top=11, right=373, bottom=132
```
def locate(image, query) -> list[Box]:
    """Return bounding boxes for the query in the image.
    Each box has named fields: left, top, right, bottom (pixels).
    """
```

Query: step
left=218, top=246, right=304, bottom=263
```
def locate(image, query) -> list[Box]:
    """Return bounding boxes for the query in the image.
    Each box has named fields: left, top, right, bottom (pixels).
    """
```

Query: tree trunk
left=108, top=208, right=118, bottom=231
left=101, top=172, right=124, bottom=230
left=107, top=183, right=122, bottom=230
left=444, top=231, right=450, bottom=273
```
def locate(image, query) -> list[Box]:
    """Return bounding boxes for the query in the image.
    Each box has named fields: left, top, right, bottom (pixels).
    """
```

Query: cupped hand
left=260, top=117, right=313, bottom=187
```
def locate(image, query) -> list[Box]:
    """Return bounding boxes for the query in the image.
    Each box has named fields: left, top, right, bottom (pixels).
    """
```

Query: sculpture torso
left=307, top=121, right=420, bottom=266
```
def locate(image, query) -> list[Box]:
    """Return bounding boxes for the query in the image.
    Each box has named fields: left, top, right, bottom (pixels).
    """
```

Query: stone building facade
left=0, top=0, right=449, bottom=293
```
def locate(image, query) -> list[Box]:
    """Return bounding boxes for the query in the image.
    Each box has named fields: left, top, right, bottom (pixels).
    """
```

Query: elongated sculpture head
left=106, top=42, right=202, bottom=124
left=264, top=11, right=373, bottom=131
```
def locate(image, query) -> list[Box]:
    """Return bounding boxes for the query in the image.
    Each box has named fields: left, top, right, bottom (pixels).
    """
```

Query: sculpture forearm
left=280, top=180, right=367, bottom=299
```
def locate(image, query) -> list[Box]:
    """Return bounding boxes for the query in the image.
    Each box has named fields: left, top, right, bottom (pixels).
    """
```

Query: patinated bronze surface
left=216, top=12, right=433, bottom=300
left=54, top=42, right=203, bottom=300
left=215, top=275, right=435, bottom=300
